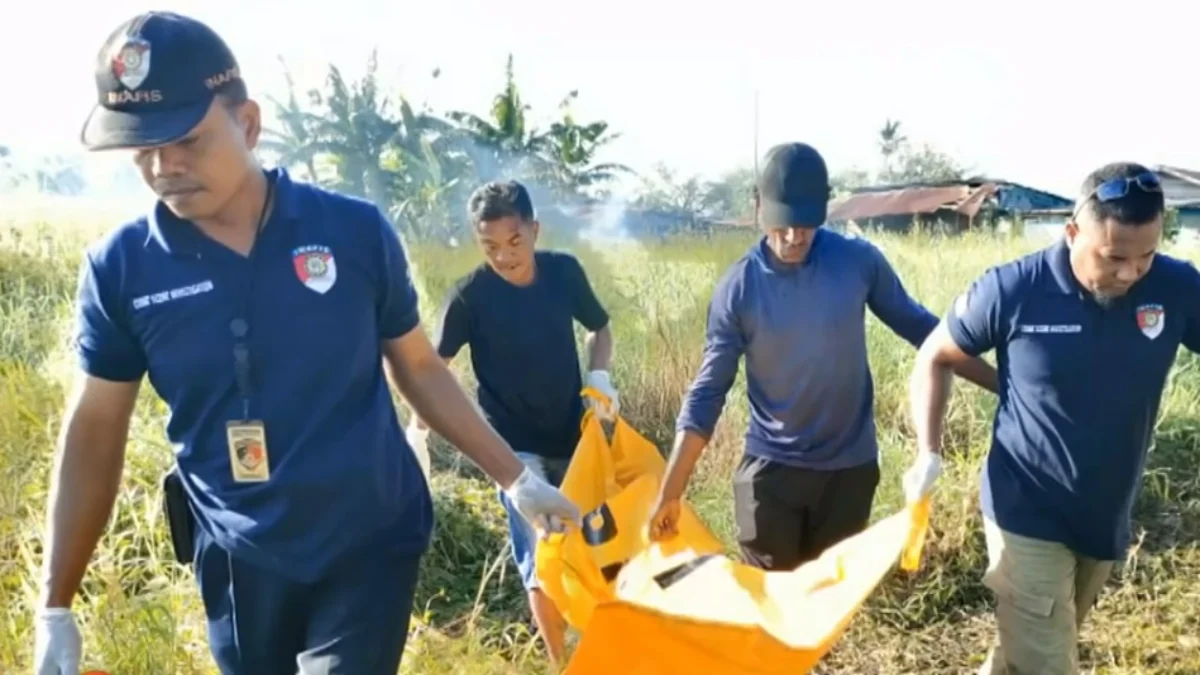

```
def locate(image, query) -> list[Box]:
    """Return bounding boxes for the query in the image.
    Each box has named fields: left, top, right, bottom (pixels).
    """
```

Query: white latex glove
left=405, top=421, right=431, bottom=480
left=34, top=607, right=81, bottom=675
left=504, top=466, right=582, bottom=537
left=902, top=450, right=944, bottom=504
left=586, top=370, right=619, bottom=421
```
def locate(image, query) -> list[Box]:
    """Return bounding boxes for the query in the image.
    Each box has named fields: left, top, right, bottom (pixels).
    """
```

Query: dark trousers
left=194, top=528, right=421, bottom=675
left=732, top=454, right=881, bottom=571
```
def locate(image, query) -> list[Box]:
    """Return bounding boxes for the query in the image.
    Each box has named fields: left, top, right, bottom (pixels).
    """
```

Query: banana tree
left=390, top=134, right=469, bottom=243
left=258, top=57, right=321, bottom=183
left=302, top=50, right=408, bottom=211
left=445, top=54, right=553, bottom=184
left=540, top=90, right=635, bottom=199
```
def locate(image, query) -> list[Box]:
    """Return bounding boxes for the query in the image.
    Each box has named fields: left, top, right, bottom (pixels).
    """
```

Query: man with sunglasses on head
left=905, top=161, right=1200, bottom=674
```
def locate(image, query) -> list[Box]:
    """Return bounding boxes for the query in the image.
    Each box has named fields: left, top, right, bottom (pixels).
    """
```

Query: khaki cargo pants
left=978, top=517, right=1115, bottom=675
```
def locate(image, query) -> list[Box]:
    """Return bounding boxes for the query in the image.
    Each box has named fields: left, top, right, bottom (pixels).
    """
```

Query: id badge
left=226, top=420, right=271, bottom=483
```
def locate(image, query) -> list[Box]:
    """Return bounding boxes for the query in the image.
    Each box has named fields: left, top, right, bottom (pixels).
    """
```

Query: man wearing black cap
left=34, top=11, right=580, bottom=675
left=648, top=142, right=996, bottom=571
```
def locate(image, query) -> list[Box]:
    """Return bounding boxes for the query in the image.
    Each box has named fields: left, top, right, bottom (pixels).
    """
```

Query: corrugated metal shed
left=827, top=178, right=1073, bottom=223
left=828, top=183, right=997, bottom=222
left=1153, top=165, right=1200, bottom=208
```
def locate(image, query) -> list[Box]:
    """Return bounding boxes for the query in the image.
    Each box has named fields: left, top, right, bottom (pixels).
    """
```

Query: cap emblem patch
left=112, top=38, right=152, bottom=90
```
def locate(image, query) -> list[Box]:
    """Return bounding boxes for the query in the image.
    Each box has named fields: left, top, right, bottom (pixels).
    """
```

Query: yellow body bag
left=535, top=389, right=932, bottom=674
left=533, top=389, right=724, bottom=631
left=564, top=498, right=930, bottom=674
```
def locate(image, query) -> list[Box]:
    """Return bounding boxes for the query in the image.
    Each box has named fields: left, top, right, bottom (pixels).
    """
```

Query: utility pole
left=753, top=88, right=760, bottom=181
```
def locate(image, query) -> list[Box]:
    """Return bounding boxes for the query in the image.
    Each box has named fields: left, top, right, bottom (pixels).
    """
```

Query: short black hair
left=1078, top=161, right=1165, bottom=226
left=214, top=78, right=248, bottom=112
left=467, top=180, right=535, bottom=225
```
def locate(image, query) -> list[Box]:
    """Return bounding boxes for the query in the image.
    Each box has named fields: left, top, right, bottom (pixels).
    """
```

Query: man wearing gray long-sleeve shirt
left=649, top=142, right=997, bottom=570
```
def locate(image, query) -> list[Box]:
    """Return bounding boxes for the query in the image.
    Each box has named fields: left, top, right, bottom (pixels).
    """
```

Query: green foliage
left=863, top=118, right=967, bottom=186
left=1163, top=207, right=1181, bottom=243
left=260, top=53, right=629, bottom=245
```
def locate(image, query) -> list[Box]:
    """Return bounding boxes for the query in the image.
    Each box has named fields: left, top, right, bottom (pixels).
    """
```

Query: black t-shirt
left=435, top=250, right=610, bottom=459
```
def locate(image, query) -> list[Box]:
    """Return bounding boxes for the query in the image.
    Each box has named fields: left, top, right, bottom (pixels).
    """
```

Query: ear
left=237, top=100, right=263, bottom=150
left=1064, top=219, right=1079, bottom=247
left=529, top=219, right=541, bottom=242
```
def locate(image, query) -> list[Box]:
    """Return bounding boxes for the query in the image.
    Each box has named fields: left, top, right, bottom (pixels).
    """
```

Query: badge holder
left=225, top=177, right=274, bottom=484
left=227, top=332, right=271, bottom=483
left=160, top=177, right=275, bottom=565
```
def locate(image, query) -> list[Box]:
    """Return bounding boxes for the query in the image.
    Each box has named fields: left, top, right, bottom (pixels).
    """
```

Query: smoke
left=0, top=107, right=644, bottom=251
left=584, top=193, right=632, bottom=243
left=441, top=131, right=640, bottom=249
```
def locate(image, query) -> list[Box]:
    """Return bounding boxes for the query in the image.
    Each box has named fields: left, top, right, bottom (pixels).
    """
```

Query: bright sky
left=3, top=0, right=1195, bottom=200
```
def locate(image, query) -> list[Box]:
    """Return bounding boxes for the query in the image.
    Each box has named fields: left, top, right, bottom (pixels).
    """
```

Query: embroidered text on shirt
left=132, top=280, right=215, bottom=310
left=1017, top=323, right=1082, bottom=334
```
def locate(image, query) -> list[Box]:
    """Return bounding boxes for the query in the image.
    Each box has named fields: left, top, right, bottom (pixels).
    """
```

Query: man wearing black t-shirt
left=416, top=180, right=617, bottom=664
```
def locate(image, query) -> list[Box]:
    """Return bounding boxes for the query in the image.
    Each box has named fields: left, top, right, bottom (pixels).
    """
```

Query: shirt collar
left=145, top=167, right=300, bottom=256
left=1046, top=236, right=1084, bottom=297
left=753, top=226, right=827, bottom=274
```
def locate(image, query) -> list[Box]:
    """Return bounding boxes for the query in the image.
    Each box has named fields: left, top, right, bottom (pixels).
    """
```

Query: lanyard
left=229, top=175, right=276, bottom=421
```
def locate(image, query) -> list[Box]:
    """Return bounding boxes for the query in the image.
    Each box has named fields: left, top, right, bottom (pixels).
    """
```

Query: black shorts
left=731, top=454, right=881, bottom=571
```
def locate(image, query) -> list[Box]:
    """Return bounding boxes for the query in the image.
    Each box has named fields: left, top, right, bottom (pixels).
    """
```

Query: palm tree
left=878, top=119, right=907, bottom=179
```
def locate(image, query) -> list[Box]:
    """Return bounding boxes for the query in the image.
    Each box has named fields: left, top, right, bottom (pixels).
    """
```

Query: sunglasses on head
left=1091, top=171, right=1162, bottom=202
left=1071, top=171, right=1162, bottom=221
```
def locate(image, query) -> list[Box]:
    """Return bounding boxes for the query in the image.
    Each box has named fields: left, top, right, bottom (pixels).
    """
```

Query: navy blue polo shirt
left=73, top=168, right=433, bottom=582
left=434, top=250, right=609, bottom=460
left=946, top=237, right=1200, bottom=560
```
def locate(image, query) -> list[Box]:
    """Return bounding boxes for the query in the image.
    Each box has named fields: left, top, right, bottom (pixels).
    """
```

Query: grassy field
left=1, top=207, right=1198, bottom=674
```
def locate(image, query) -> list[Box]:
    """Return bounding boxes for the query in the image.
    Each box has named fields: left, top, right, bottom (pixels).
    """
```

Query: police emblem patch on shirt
left=1136, top=303, right=1164, bottom=340
left=292, top=245, right=337, bottom=294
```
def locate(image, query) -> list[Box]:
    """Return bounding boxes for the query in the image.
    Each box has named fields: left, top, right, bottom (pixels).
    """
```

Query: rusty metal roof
left=827, top=183, right=998, bottom=222
left=1156, top=165, right=1200, bottom=186
left=1153, top=165, right=1200, bottom=208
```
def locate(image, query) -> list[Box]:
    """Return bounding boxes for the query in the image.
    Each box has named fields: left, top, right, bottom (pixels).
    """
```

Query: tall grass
left=1, top=214, right=1198, bottom=674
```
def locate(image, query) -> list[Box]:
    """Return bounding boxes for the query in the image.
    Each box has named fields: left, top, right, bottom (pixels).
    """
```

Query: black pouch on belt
left=162, top=467, right=196, bottom=565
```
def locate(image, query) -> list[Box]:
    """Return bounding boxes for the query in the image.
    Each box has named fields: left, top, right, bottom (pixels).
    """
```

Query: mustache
left=154, top=181, right=203, bottom=196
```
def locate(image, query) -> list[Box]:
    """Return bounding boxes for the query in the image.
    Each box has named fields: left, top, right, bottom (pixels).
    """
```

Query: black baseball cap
left=757, top=142, right=831, bottom=228
left=80, top=12, right=242, bottom=151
